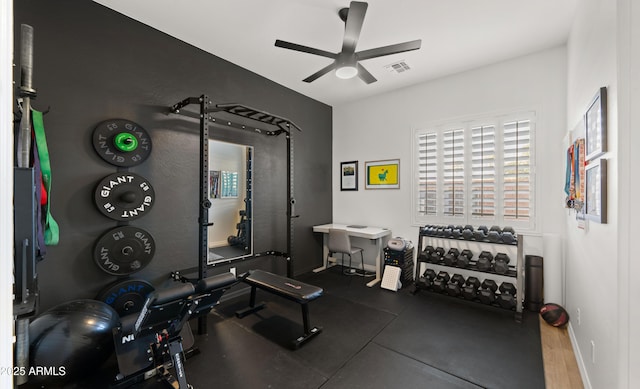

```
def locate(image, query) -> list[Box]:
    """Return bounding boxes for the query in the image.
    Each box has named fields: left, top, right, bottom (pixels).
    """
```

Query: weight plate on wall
left=96, top=278, right=155, bottom=317
left=94, top=172, right=155, bottom=221
left=94, top=226, right=155, bottom=276
left=92, top=118, right=152, bottom=167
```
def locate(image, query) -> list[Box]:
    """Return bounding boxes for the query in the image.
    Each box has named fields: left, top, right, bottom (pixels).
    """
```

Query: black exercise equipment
left=428, top=246, right=445, bottom=264
left=111, top=272, right=238, bottom=389
left=494, top=253, right=511, bottom=274
left=418, top=267, right=436, bottom=289
left=431, top=271, right=450, bottom=293
left=92, top=118, right=152, bottom=167
left=477, top=251, right=494, bottom=272
left=94, top=172, right=155, bottom=221
left=28, top=300, right=120, bottom=386
left=170, top=96, right=302, bottom=335
left=446, top=274, right=465, bottom=297
left=456, top=249, right=474, bottom=268
left=462, top=227, right=474, bottom=240
left=462, top=276, right=481, bottom=301
left=501, top=231, right=516, bottom=244
left=227, top=209, right=249, bottom=247
left=93, top=226, right=155, bottom=276
left=423, top=268, right=437, bottom=281
left=525, top=255, right=544, bottom=312
left=473, top=229, right=488, bottom=241
left=235, top=270, right=323, bottom=349
left=443, top=248, right=460, bottom=266
left=487, top=230, right=502, bottom=243
left=498, top=282, right=517, bottom=309
left=96, top=278, right=155, bottom=317
left=478, top=279, right=498, bottom=305
left=417, top=245, right=435, bottom=262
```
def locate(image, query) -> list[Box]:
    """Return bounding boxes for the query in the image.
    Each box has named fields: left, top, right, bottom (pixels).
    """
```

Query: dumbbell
left=462, top=276, right=481, bottom=300
left=451, top=226, right=463, bottom=239
left=478, top=279, right=498, bottom=305
left=503, top=226, right=516, bottom=235
left=418, top=245, right=435, bottom=262
left=473, top=229, right=487, bottom=241
left=456, top=249, right=474, bottom=268
left=419, top=268, right=437, bottom=289
left=501, top=231, right=516, bottom=244
left=494, top=253, right=511, bottom=274
left=428, top=247, right=445, bottom=264
left=497, top=282, right=517, bottom=309
left=462, top=227, right=474, bottom=240
left=432, top=271, right=450, bottom=293
left=477, top=251, right=494, bottom=272
left=443, top=248, right=460, bottom=266
left=501, top=226, right=517, bottom=244
left=446, top=274, right=466, bottom=297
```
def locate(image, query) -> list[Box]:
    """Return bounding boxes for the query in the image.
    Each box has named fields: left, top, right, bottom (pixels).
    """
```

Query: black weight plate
left=92, top=118, right=152, bottom=167
left=94, top=172, right=155, bottom=221
left=96, top=278, right=155, bottom=317
left=94, top=226, right=155, bottom=276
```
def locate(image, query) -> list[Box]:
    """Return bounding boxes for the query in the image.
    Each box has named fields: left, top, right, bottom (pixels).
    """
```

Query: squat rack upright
left=169, top=95, right=302, bottom=284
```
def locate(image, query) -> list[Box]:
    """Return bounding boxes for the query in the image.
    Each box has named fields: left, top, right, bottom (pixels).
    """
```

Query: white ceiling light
left=335, top=65, right=358, bottom=79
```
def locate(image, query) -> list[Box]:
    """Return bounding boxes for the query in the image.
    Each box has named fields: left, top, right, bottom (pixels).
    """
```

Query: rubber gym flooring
left=184, top=267, right=544, bottom=389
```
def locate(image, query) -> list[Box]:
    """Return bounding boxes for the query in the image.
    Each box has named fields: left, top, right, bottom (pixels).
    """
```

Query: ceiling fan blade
left=303, top=62, right=337, bottom=83
left=275, top=39, right=337, bottom=59
left=356, top=63, right=377, bottom=84
left=342, top=1, right=368, bottom=54
left=356, top=39, right=422, bottom=61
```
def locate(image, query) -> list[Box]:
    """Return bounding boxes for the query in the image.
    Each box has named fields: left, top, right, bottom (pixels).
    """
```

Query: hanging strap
left=32, top=110, right=59, bottom=246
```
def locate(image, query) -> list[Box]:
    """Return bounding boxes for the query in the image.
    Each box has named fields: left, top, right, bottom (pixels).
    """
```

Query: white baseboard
left=568, top=322, right=592, bottom=389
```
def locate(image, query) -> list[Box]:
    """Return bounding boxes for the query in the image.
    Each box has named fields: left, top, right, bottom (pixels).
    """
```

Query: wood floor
left=540, top=317, right=584, bottom=389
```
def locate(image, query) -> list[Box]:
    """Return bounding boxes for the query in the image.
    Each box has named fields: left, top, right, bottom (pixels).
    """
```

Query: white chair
left=327, top=228, right=366, bottom=276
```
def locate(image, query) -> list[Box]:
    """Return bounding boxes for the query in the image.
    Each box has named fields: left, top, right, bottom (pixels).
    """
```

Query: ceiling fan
left=275, top=1, right=422, bottom=84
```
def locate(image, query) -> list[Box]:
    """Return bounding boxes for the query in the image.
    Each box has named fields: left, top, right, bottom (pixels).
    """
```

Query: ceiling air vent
left=385, top=60, right=411, bottom=74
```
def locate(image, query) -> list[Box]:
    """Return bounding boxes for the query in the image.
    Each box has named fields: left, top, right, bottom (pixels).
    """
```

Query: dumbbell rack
left=413, top=226, right=524, bottom=322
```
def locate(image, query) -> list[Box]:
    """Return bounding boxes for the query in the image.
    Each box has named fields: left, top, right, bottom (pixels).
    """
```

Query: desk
left=312, top=223, right=392, bottom=287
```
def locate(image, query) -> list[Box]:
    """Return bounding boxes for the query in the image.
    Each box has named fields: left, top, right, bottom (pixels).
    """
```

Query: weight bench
left=235, top=269, right=323, bottom=349
left=111, top=272, right=238, bottom=389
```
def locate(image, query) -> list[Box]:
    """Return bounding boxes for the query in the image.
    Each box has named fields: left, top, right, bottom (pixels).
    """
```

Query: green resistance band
left=32, top=110, right=59, bottom=246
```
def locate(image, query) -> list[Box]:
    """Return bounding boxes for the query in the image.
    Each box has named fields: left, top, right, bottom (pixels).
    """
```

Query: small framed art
left=585, top=87, right=607, bottom=161
left=340, top=161, right=358, bottom=191
left=365, top=159, right=400, bottom=189
left=585, top=158, right=607, bottom=223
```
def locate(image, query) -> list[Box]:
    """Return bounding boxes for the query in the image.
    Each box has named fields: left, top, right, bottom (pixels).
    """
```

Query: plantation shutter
left=443, top=128, right=465, bottom=216
left=417, top=132, right=437, bottom=216
left=471, top=125, right=496, bottom=217
left=503, top=120, right=531, bottom=220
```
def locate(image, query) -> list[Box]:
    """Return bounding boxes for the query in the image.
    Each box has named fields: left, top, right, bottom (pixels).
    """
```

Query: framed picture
left=340, top=161, right=358, bottom=191
left=365, top=159, right=400, bottom=189
left=585, top=159, right=607, bottom=223
left=585, top=87, right=607, bottom=161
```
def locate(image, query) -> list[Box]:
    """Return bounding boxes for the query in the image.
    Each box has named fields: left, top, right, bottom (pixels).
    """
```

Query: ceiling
left=94, top=0, right=578, bottom=106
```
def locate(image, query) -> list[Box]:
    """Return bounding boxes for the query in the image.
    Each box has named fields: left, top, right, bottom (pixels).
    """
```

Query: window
left=412, top=113, right=535, bottom=231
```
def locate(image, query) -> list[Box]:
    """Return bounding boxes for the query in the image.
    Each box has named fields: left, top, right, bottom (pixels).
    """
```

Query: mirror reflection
left=207, top=140, right=253, bottom=264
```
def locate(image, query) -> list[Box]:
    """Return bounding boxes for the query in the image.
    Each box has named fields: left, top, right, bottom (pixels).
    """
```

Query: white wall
left=617, top=1, right=640, bottom=386
left=566, top=1, right=620, bottom=388
left=333, top=47, right=567, bottom=268
left=1, top=1, right=14, bottom=387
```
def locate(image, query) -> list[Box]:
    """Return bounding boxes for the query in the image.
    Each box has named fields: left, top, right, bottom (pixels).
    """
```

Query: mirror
left=207, top=140, right=253, bottom=265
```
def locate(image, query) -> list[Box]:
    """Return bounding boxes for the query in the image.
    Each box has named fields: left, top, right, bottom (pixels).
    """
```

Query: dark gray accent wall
left=14, top=0, right=332, bottom=312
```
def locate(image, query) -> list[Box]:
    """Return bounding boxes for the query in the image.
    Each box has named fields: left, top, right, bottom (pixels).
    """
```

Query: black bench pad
left=236, top=269, right=323, bottom=349
left=243, top=269, right=323, bottom=302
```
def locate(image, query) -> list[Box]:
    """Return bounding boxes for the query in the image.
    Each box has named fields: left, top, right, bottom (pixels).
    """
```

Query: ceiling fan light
left=335, top=65, right=358, bottom=79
